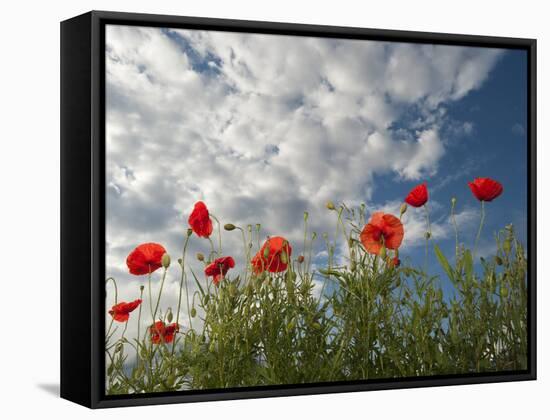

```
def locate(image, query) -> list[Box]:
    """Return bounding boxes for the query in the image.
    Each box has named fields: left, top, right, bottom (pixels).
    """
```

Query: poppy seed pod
left=140, top=285, right=145, bottom=292
left=224, top=223, right=236, bottom=231
left=326, top=201, right=336, bottom=210
left=425, top=232, right=431, bottom=240
left=187, top=228, right=193, bottom=237
left=166, top=308, right=173, bottom=323
left=161, top=253, right=171, bottom=269
left=196, top=252, right=205, bottom=262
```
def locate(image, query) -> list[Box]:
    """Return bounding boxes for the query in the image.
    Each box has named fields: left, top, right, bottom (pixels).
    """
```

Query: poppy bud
left=190, top=307, right=197, bottom=318
left=166, top=373, right=176, bottom=387
left=312, top=322, right=321, bottom=330
left=247, top=224, right=252, bottom=232
left=379, top=245, right=387, bottom=259
left=166, top=308, right=173, bottom=323
left=263, top=246, right=270, bottom=259
left=425, top=232, right=431, bottom=240
left=256, top=223, right=261, bottom=231
left=400, top=203, right=408, bottom=216
left=297, top=255, right=305, bottom=264
left=140, top=285, right=145, bottom=292
left=177, top=258, right=183, bottom=267
left=187, top=228, right=193, bottom=237
left=196, top=252, right=205, bottom=262
left=326, top=201, right=336, bottom=210
left=304, top=211, right=309, bottom=221
left=224, top=223, right=236, bottom=231
left=500, top=286, right=509, bottom=298
left=451, top=197, right=457, bottom=207
left=280, top=251, right=288, bottom=264
left=162, top=253, right=171, bottom=269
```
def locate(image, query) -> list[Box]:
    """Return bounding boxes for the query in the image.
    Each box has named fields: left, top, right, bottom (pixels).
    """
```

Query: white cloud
left=104, top=25, right=503, bottom=342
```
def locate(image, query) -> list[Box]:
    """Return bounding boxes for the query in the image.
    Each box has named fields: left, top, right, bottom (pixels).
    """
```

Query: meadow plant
left=105, top=177, right=527, bottom=394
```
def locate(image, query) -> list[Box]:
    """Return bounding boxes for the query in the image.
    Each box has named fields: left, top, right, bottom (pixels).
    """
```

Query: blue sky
left=105, top=25, right=528, bottom=337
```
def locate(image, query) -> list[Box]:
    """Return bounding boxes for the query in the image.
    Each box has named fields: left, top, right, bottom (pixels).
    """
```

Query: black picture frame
left=60, top=10, right=537, bottom=409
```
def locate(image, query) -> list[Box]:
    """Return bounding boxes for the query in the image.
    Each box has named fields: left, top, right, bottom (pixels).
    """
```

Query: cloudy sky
left=105, top=24, right=528, bottom=341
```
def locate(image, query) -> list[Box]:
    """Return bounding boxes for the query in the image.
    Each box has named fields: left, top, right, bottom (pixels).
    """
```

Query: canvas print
left=104, top=24, right=528, bottom=395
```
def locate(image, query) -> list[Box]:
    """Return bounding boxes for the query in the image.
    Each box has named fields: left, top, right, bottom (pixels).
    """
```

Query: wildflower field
left=105, top=178, right=527, bottom=395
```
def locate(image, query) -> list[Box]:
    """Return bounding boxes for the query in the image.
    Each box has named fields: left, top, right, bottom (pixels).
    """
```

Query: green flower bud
left=139, top=285, right=145, bottom=292
left=187, top=228, right=193, bottom=237
left=162, top=253, right=171, bottom=269
left=190, top=307, right=197, bottom=318
left=166, top=308, right=173, bottom=323
left=224, top=223, right=236, bottom=231
left=425, top=232, right=431, bottom=240
left=451, top=197, right=457, bottom=207
left=280, top=251, right=288, bottom=264
left=304, top=211, right=309, bottom=221
left=326, top=201, right=336, bottom=210
left=500, top=286, right=509, bottom=298
left=400, top=203, right=408, bottom=216
left=166, top=373, right=176, bottom=387
left=312, top=322, right=321, bottom=330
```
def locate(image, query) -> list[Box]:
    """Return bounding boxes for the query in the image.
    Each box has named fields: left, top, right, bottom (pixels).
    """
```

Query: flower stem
left=148, top=270, right=154, bottom=321
left=473, top=200, right=486, bottom=259
left=451, top=200, right=459, bottom=262
left=211, top=214, right=222, bottom=255
left=136, top=286, right=144, bottom=365
left=152, top=268, right=168, bottom=323
left=424, top=204, right=431, bottom=277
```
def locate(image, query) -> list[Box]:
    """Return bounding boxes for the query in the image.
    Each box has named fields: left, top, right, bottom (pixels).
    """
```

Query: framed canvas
left=60, top=10, right=537, bottom=408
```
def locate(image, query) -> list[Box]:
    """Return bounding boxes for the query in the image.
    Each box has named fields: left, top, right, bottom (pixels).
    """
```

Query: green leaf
left=434, top=244, right=454, bottom=281
left=189, top=267, right=205, bottom=297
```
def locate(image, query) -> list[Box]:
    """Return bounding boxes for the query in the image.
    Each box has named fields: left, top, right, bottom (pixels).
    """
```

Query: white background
left=0, top=0, right=547, bottom=418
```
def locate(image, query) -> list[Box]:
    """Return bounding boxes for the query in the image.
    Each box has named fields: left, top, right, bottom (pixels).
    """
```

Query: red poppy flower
left=188, top=201, right=213, bottom=238
left=251, top=236, right=292, bottom=274
left=390, top=257, right=401, bottom=268
left=360, top=212, right=404, bottom=255
left=468, top=177, right=503, bottom=202
left=126, top=243, right=167, bottom=275
left=205, top=256, right=235, bottom=286
left=405, top=182, right=429, bottom=207
left=150, top=321, right=179, bottom=344
left=108, top=299, right=142, bottom=322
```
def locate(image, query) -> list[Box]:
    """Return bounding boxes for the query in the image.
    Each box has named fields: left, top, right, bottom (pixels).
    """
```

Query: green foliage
left=105, top=208, right=528, bottom=394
